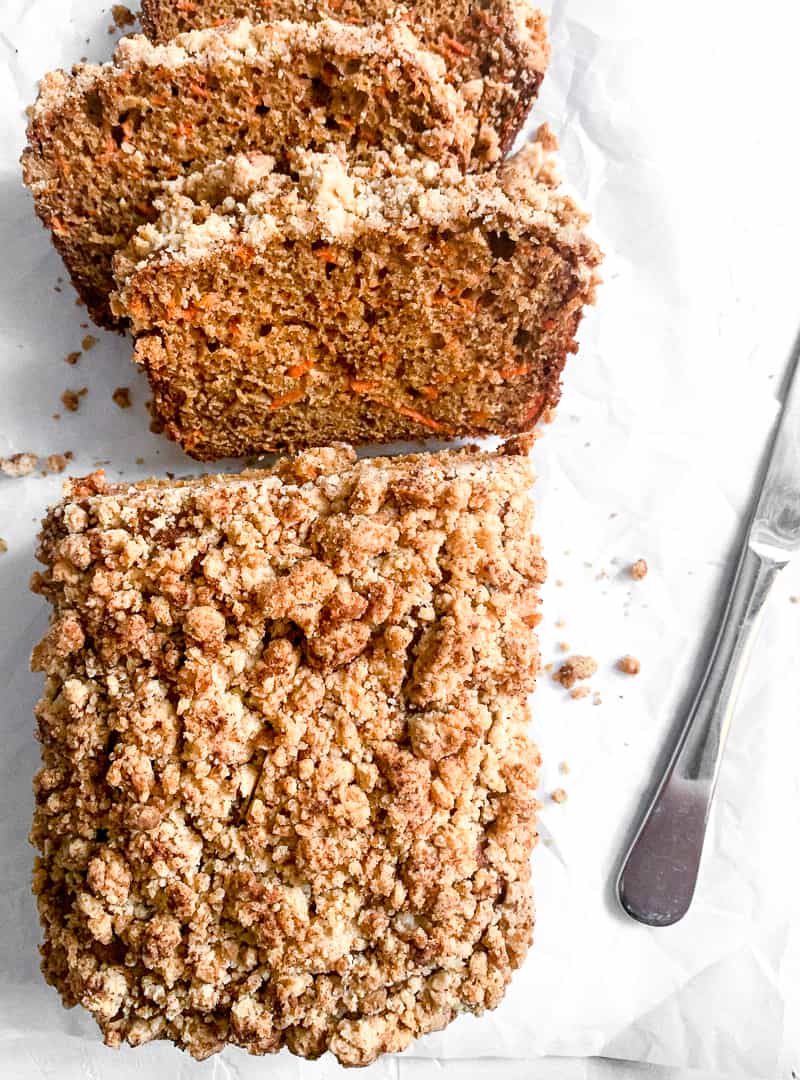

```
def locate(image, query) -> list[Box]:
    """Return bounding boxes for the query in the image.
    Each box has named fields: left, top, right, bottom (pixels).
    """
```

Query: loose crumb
left=45, top=454, right=69, bottom=475
left=61, top=388, right=87, bottom=412
left=0, top=539, right=7, bottom=554
left=630, top=559, right=648, bottom=581
left=553, top=655, right=598, bottom=689
left=593, top=692, right=602, bottom=706
left=617, top=655, right=641, bottom=675
left=554, top=578, right=564, bottom=587
left=557, top=641, right=570, bottom=652
left=81, top=334, right=98, bottom=351
left=550, top=788, right=568, bottom=804
left=570, top=685, right=590, bottom=700
left=558, top=761, right=570, bottom=774
left=64, top=351, right=81, bottom=365
left=112, top=387, right=132, bottom=409
left=1, top=452, right=38, bottom=477
left=111, top=4, right=135, bottom=28
left=135, top=456, right=145, bottom=465
left=543, top=662, right=553, bottom=673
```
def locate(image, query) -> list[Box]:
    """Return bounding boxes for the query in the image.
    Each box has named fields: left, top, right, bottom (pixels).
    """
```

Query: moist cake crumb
left=64, top=351, right=81, bottom=365
left=569, top=686, right=590, bottom=700
left=29, top=440, right=544, bottom=1065
left=111, top=4, right=136, bottom=29
left=112, top=387, right=132, bottom=409
left=45, top=454, right=69, bottom=474
left=617, top=655, right=641, bottom=675
left=553, top=655, right=597, bottom=689
left=550, top=788, right=568, bottom=804
left=629, top=559, right=648, bottom=581
left=81, top=334, right=98, bottom=351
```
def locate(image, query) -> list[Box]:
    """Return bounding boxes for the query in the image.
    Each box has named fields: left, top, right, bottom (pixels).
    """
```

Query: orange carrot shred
left=287, top=359, right=314, bottom=378
left=270, top=388, right=305, bottom=410
left=441, top=35, right=472, bottom=57
left=499, top=365, right=531, bottom=380
left=349, top=379, right=379, bottom=394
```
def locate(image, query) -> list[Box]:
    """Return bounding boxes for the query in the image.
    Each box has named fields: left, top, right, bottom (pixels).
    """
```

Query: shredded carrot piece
left=441, top=35, right=472, bottom=57
left=313, top=247, right=339, bottom=265
left=189, top=81, right=209, bottom=99
left=349, top=379, right=380, bottom=394
left=228, top=316, right=241, bottom=335
left=379, top=401, right=449, bottom=433
left=542, top=318, right=556, bottom=331
left=521, top=394, right=546, bottom=425
left=174, top=120, right=194, bottom=139
left=103, top=133, right=117, bottom=155
left=270, top=388, right=305, bottom=410
left=499, top=365, right=531, bottom=380
left=176, top=0, right=197, bottom=10
left=419, top=386, right=439, bottom=400
left=287, top=359, right=314, bottom=378
left=50, top=216, right=68, bottom=236
left=235, top=245, right=255, bottom=266
left=150, top=93, right=169, bottom=107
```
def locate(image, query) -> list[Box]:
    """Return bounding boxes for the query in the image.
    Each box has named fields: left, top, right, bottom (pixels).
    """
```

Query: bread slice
left=31, top=439, right=543, bottom=1064
left=112, top=130, right=602, bottom=460
left=22, top=18, right=475, bottom=330
left=140, top=1, right=550, bottom=164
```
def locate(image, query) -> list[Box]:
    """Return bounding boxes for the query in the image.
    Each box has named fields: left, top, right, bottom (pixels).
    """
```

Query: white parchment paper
left=1, top=1, right=799, bottom=1077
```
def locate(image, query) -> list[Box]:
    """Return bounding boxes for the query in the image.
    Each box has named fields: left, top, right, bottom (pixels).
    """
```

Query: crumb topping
left=552, top=655, right=597, bottom=690
left=30, top=442, right=544, bottom=1065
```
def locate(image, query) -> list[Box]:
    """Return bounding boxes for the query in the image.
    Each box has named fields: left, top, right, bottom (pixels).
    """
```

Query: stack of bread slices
left=23, top=0, right=601, bottom=459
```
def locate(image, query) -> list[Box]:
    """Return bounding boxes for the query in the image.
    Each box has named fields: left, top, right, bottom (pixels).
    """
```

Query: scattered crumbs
left=24, top=104, right=33, bottom=119
left=630, top=558, right=648, bottom=581
left=557, top=641, right=570, bottom=652
left=64, top=350, right=81, bottom=365
left=790, top=596, right=799, bottom=605
left=45, top=454, right=69, bottom=474
left=554, top=578, right=564, bottom=587
left=135, top=456, right=145, bottom=465
left=52, top=413, right=61, bottom=421
left=570, top=686, right=591, bottom=700
left=554, top=617, right=565, bottom=628
left=558, top=761, right=570, bottom=775
left=61, top=388, right=87, bottom=412
left=112, top=386, right=132, bottom=409
left=553, top=655, right=598, bottom=689
left=541, top=406, right=556, bottom=424
left=617, top=655, right=641, bottom=676
left=550, top=788, right=568, bottom=804
left=54, top=285, right=62, bottom=293
left=1, top=452, right=38, bottom=477
left=593, top=692, right=603, bottom=706
left=111, top=3, right=136, bottom=28
left=0, top=538, right=7, bottom=555
left=543, top=662, right=553, bottom=674
left=81, top=334, right=98, bottom=352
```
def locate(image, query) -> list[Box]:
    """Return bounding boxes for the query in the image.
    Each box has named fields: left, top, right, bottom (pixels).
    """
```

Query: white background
left=1, top=1, right=799, bottom=1077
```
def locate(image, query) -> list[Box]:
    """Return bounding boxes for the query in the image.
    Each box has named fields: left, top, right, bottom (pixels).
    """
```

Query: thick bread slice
left=112, top=129, right=602, bottom=460
left=141, top=0, right=550, bottom=162
left=22, top=18, right=474, bottom=329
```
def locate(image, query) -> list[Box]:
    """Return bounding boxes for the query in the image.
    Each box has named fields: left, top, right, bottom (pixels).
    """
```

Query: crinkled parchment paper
left=0, top=0, right=799, bottom=1076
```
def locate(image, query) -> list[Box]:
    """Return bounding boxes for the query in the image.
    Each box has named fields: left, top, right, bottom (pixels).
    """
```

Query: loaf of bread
left=31, top=440, right=544, bottom=1064
left=22, top=18, right=477, bottom=329
left=112, top=131, right=601, bottom=459
left=140, top=0, right=551, bottom=164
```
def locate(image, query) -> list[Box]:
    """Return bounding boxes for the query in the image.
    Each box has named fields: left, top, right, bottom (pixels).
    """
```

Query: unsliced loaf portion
left=31, top=440, right=544, bottom=1064
left=140, top=0, right=550, bottom=163
left=112, top=131, right=602, bottom=460
left=22, top=18, right=474, bottom=330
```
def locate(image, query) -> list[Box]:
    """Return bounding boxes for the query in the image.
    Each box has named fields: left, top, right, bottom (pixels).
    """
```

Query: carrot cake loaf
left=22, top=18, right=475, bottom=329
left=30, top=440, right=544, bottom=1064
left=112, top=132, right=601, bottom=459
left=141, top=0, right=551, bottom=163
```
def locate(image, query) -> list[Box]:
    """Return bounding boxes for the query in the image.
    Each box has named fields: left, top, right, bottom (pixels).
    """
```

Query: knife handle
left=616, top=544, right=786, bottom=926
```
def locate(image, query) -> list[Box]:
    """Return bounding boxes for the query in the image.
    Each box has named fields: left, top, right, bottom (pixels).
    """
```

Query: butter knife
left=617, top=351, right=800, bottom=926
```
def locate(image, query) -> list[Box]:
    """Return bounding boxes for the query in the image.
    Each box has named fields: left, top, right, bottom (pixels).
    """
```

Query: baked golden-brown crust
left=30, top=441, right=544, bottom=1065
left=21, top=18, right=475, bottom=330
left=112, top=132, right=602, bottom=459
left=140, top=0, right=551, bottom=161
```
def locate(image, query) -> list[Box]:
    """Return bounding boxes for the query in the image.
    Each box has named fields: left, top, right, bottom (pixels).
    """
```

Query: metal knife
left=617, top=348, right=800, bottom=926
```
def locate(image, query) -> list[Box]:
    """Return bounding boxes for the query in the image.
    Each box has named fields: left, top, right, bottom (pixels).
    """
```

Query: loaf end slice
left=30, top=440, right=544, bottom=1064
left=113, top=129, right=602, bottom=459
left=22, top=17, right=474, bottom=330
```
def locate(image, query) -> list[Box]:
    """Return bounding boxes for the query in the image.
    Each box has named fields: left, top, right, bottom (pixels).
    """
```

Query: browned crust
left=30, top=442, right=544, bottom=1064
